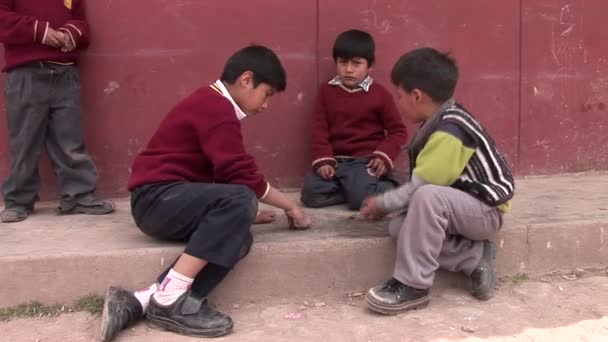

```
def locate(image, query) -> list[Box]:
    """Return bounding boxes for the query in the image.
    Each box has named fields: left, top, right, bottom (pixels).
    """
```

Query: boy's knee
left=226, top=185, right=257, bottom=222
left=410, top=185, right=444, bottom=209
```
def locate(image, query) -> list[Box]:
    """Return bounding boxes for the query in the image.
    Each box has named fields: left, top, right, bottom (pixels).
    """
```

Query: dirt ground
left=1, top=273, right=607, bottom=342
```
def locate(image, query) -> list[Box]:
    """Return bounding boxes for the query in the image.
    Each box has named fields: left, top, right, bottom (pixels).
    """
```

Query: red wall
left=0, top=1, right=606, bottom=200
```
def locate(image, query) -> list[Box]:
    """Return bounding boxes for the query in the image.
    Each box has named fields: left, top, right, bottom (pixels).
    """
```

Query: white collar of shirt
left=328, top=75, right=374, bottom=92
left=212, top=80, right=247, bottom=121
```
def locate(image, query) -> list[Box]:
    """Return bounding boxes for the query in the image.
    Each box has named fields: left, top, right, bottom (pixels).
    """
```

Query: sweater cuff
left=311, top=157, right=338, bottom=170
left=60, top=24, right=82, bottom=45
left=259, top=182, right=271, bottom=200
left=35, top=21, right=50, bottom=43
left=371, top=151, right=394, bottom=170
left=58, top=28, right=76, bottom=48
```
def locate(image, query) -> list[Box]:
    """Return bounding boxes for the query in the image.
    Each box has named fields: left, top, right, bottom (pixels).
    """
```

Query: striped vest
left=409, top=104, right=515, bottom=206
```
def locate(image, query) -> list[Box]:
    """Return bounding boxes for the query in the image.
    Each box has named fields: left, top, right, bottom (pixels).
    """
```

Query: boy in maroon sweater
left=301, top=29, right=408, bottom=210
left=100, top=45, right=311, bottom=341
left=0, top=0, right=114, bottom=222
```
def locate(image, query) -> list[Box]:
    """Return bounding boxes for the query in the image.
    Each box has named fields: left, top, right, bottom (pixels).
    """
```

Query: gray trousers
left=300, top=158, right=398, bottom=210
left=389, top=185, right=503, bottom=289
left=2, top=62, right=98, bottom=210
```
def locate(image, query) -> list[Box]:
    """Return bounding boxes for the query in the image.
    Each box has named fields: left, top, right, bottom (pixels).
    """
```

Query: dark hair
left=391, top=47, right=459, bottom=103
left=332, top=29, right=375, bottom=66
left=220, top=44, right=286, bottom=92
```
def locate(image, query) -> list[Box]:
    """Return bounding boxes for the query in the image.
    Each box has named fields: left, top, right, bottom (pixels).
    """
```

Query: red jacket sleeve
left=310, top=85, right=337, bottom=170
left=58, top=0, right=90, bottom=49
left=372, top=88, right=408, bottom=170
left=0, top=0, right=47, bottom=45
left=195, top=102, right=269, bottom=199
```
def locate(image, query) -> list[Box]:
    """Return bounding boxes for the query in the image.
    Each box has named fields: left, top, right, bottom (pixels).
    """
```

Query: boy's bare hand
left=285, top=206, right=312, bottom=230
left=42, top=28, right=66, bottom=48
left=367, top=158, right=387, bottom=178
left=360, top=196, right=387, bottom=220
left=60, top=33, right=76, bottom=52
left=317, top=165, right=335, bottom=180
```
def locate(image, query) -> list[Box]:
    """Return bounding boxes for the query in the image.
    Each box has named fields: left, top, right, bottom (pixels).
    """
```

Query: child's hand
left=285, top=206, right=312, bottom=230
left=42, top=28, right=67, bottom=48
left=367, top=158, right=387, bottom=178
left=360, top=196, right=387, bottom=220
left=60, top=33, right=76, bottom=53
left=317, top=165, right=335, bottom=180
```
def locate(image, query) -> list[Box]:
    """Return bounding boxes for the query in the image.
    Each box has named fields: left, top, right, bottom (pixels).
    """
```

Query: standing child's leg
left=1, top=65, right=50, bottom=223
left=300, top=171, right=344, bottom=208
left=337, top=158, right=398, bottom=210
left=46, top=65, right=114, bottom=215
left=366, top=185, right=502, bottom=314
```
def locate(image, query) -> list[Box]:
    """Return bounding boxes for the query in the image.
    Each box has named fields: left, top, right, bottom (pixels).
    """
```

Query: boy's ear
left=412, top=89, right=423, bottom=103
left=238, top=71, right=255, bottom=88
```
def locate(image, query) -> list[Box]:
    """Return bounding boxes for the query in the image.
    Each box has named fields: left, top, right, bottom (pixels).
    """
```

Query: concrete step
left=1, top=173, right=608, bottom=308
left=1, top=274, right=607, bottom=341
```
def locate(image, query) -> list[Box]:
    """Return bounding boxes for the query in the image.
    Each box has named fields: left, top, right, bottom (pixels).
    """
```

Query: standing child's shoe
left=100, top=287, right=144, bottom=341
left=470, top=240, right=498, bottom=300
left=1, top=207, right=32, bottom=223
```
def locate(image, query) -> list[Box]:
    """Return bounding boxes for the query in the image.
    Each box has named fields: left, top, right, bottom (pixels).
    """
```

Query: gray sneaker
left=1, top=207, right=32, bottom=223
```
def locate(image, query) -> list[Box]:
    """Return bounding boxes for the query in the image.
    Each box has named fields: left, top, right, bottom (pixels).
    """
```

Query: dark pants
left=300, top=158, right=398, bottom=210
left=131, top=182, right=257, bottom=298
left=2, top=62, right=98, bottom=210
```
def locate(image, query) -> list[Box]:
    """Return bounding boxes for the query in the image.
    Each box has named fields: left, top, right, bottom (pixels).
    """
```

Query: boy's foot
left=471, top=240, right=498, bottom=300
left=57, top=199, right=115, bottom=215
left=1, top=207, right=32, bottom=223
left=254, top=210, right=276, bottom=224
left=100, top=287, right=143, bottom=341
left=146, top=292, right=233, bottom=337
left=365, top=278, right=431, bottom=315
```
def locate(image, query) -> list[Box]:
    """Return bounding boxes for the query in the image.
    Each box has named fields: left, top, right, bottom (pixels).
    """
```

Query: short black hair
left=220, top=44, right=286, bottom=92
left=332, top=29, right=375, bottom=66
left=391, top=47, right=459, bottom=103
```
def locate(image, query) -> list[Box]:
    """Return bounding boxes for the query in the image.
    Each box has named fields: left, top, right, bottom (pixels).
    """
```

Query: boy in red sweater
left=0, top=0, right=114, bottom=222
left=100, top=45, right=312, bottom=341
left=301, top=29, right=408, bottom=210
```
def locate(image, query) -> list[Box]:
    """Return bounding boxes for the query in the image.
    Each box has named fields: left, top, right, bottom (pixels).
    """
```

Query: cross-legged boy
left=361, top=47, right=515, bottom=314
left=300, top=29, right=408, bottom=210
left=100, top=45, right=312, bottom=340
left=0, top=0, right=114, bottom=222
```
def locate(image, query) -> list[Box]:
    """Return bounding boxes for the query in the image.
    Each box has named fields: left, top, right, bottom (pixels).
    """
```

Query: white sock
left=133, top=283, right=158, bottom=311
left=153, top=269, right=194, bottom=306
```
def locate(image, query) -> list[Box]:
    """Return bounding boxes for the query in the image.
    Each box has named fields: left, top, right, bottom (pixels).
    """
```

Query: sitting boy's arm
left=0, top=0, right=47, bottom=45
left=198, top=119, right=270, bottom=199
left=378, top=123, right=476, bottom=212
left=310, top=89, right=337, bottom=170
left=58, top=0, right=90, bottom=50
left=371, top=91, right=408, bottom=170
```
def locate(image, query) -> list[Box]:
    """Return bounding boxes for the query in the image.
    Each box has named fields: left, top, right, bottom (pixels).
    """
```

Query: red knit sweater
left=128, top=86, right=269, bottom=199
left=310, top=82, right=408, bottom=170
left=0, top=0, right=89, bottom=71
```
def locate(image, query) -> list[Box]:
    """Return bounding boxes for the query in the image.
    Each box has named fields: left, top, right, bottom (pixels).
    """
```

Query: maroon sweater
left=310, top=82, right=408, bottom=170
left=0, top=0, right=90, bottom=71
left=128, top=86, right=269, bottom=199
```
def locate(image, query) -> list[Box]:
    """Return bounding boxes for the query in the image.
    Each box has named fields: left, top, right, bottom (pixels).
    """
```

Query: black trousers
left=300, top=158, right=398, bottom=210
left=131, top=182, right=257, bottom=297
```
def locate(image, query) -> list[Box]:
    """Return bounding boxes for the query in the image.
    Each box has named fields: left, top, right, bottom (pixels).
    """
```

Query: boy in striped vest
left=360, top=47, right=514, bottom=314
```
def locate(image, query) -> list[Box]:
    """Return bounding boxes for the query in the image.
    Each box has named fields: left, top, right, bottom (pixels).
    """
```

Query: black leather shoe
left=100, top=287, right=143, bottom=341
left=146, top=292, right=233, bottom=337
left=365, top=278, right=431, bottom=315
left=471, top=240, right=498, bottom=300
